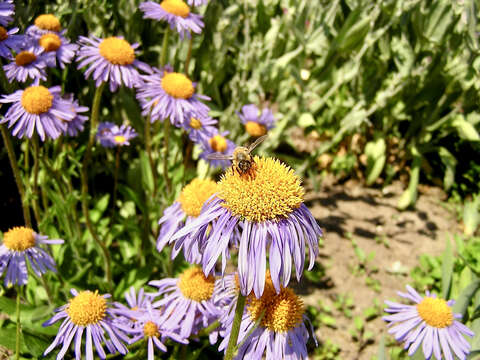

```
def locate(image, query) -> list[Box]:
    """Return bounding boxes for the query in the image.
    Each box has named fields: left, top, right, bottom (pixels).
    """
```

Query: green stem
left=15, top=287, right=21, bottom=360
left=0, top=125, right=31, bottom=227
left=184, top=35, right=193, bottom=75
left=32, top=136, right=42, bottom=227
left=113, top=146, right=120, bottom=206
left=80, top=83, right=112, bottom=288
left=163, top=119, right=172, bottom=194
left=224, top=294, right=246, bottom=360
left=145, top=114, right=158, bottom=197
left=160, top=27, right=170, bottom=67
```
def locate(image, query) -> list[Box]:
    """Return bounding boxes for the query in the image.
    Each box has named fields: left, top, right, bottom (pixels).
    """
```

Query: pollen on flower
left=190, top=118, right=202, bottom=129
left=15, top=51, right=37, bottom=66
left=178, top=267, right=215, bottom=302
left=161, top=72, right=194, bottom=99
left=3, top=227, right=35, bottom=251
left=114, top=135, right=126, bottom=144
left=247, top=277, right=304, bottom=333
left=143, top=321, right=159, bottom=337
left=416, top=297, right=453, bottom=328
left=178, top=178, right=218, bottom=217
left=0, top=26, right=8, bottom=41
left=245, top=121, right=267, bottom=137
left=209, top=135, right=227, bottom=153
left=39, top=33, right=62, bottom=52
left=21, top=86, right=54, bottom=115
left=160, top=0, right=190, bottom=18
left=99, top=37, right=135, bottom=66
left=66, top=290, right=107, bottom=326
left=219, top=156, right=304, bottom=222
left=34, top=14, right=61, bottom=32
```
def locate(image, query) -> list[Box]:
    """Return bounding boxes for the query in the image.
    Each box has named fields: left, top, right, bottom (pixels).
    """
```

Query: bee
left=207, top=134, right=268, bottom=176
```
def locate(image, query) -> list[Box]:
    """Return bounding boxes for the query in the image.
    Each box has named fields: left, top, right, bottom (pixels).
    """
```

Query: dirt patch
left=303, top=177, right=459, bottom=359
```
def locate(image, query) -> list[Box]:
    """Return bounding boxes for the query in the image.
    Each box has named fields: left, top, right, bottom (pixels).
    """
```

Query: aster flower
left=157, top=178, right=218, bottom=263
left=26, top=14, right=62, bottom=37
left=198, top=130, right=236, bottom=169
left=3, top=47, right=52, bottom=83
left=218, top=274, right=316, bottom=359
left=149, top=266, right=223, bottom=344
left=0, top=27, right=27, bottom=59
left=169, top=156, right=322, bottom=297
left=113, top=286, right=151, bottom=326
left=0, top=0, right=14, bottom=27
left=96, top=122, right=137, bottom=148
left=61, top=94, right=89, bottom=136
left=76, top=36, right=151, bottom=92
left=0, top=85, right=76, bottom=140
left=238, top=104, right=275, bottom=138
left=119, top=303, right=188, bottom=360
left=0, top=226, right=63, bottom=286
left=35, top=31, right=78, bottom=69
left=184, top=115, right=217, bottom=142
left=187, top=0, right=208, bottom=5
left=139, top=0, right=204, bottom=39
left=43, top=289, right=129, bottom=360
left=136, top=67, right=210, bottom=127
left=384, top=285, right=474, bottom=360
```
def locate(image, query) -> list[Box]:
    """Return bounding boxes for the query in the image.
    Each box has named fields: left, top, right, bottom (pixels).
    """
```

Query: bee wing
left=247, top=134, right=268, bottom=152
left=206, top=153, right=234, bottom=160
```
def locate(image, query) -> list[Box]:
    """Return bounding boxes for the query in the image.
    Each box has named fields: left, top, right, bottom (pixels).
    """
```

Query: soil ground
left=302, top=176, right=459, bottom=359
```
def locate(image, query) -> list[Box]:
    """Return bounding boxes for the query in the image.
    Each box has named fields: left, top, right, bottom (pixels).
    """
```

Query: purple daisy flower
left=169, top=156, right=322, bottom=298
left=61, top=94, right=89, bottom=136
left=198, top=130, right=237, bottom=169
left=237, top=104, right=275, bottom=138
left=96, top=122, right=137, bottom=148
left=139, top=0, right=204, bottom=39
left=136, top=67, right=210, bottom=127
left=43, top=289, right=129, bottom=360
left=0, top=27, right=27, bottom=59
left=384, top=285, right=474, bottom=360
left=0, top=226, right=63, bottom=286
left=149, top=266, right=223, bottom=344
left=0, top=85, right=76, bottom=141
left=187, top=0, right=208, bottom=6
left=118, top=303, right=188, bottom=360
left=26, top=14, right=62, bottom=37
left=34, top=31, right=78, bottom=69
left=112, top=286, right=151, bottom=327
left=184, top=115, right=217, bottom=142
left=218, top=274, right=316, bottom=359
left=0, top=0, right=14, bottom=27
left=76, top=36, right=152, bottom=92
left=157, top=178, right=218, bottom=263
left=3, top=46, right=52, bottom=83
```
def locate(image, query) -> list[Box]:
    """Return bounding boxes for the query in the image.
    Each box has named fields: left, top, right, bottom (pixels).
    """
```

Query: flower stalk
left=224, top=293, right=246, bottom=360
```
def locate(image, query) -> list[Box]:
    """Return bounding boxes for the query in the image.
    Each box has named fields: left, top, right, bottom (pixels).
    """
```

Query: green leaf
left=140, top=152, right=154, bottom=193
left=463, top=196, right=480, bottom=236
left=377, top=334, right=387, bottom=360
left=298, top=113, right=316, bottom=128
left=452, top=280, right=480, bottom=321
left=398, top=149, right=421, bottom=210
left=365, top=138, right=386, bottom=186
left=441, top=237, right=454, bottom=300
left=452, top=115, right=480, bottom=141
left=0, top=326, right=16, bottom=350
left=438, top=147, right=457, bottom=190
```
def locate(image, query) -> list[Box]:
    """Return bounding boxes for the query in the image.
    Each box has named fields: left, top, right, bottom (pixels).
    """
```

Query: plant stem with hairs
left=224, top=294, right=247, bottom=360
left=145, top=113, right=158, bottom=197
left=32, top=136, right=42, bottom=227
left=15, top=287, right=21, bottom=360
left=0, top=125, right=31, bottom=227
left=80, top=82, right=112, bottom=287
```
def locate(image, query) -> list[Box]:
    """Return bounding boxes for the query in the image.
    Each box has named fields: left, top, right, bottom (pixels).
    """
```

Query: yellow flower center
left=189, top=118, right=202, bottom=129
left=245, top=121, right=267, bottom=137
left=209, top=135, right=227, bottom=153
left=143, top=321, right=159, bottom=337
left=416, top=297, right=453, bottom=328
left=3, top=227, right=35, bottom=251
left=247, top=278, right=304, bottom=332
left=219, top=156, right=304, bottom=222
left=66, top=290, right=107, bottom=326
left=178, top=267, right=215, bottom=302
left=161, top=72, right=194, bottom=99
left=0, top=26, right=8, bottom=41
left=178, top=178, right=218, bottom=217
left=114, top=135, right=126, bottom=144
left=34, top=14, right=61, bottom=32
left=99, top=37, right=135, bottom=66
left=160, top=0, right=190, bottom=18
left=15, top=51, right=37, bottom=66
left=21, top=86, right=54, bottom=115
left=39, top=33, right=62, bottom=52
